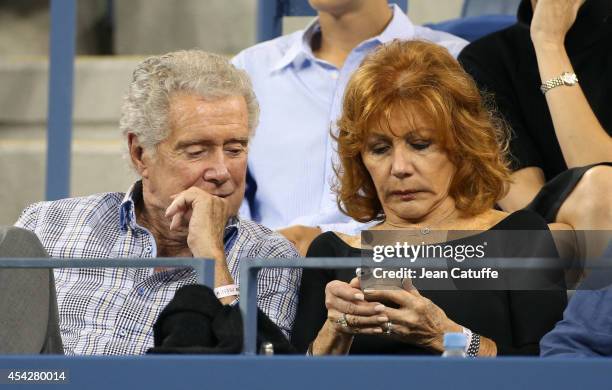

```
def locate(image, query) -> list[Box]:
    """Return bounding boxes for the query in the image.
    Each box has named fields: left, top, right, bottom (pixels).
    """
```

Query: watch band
left=540, top=72, right=578, bottom=94
left=467, top=333, right=481, bottom=357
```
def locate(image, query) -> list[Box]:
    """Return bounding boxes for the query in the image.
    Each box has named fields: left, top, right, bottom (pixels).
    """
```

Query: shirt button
left=118, top=329, right=127, bottom=338
left=331, top=72, right=339, bottom=80
left=137, top=287, right=145, bottom=296
left=144, top=246, right=152, bottom=254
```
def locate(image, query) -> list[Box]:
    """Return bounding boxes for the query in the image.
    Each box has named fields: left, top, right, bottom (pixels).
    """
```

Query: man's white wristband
left=214, top=284, right=239, bottom=299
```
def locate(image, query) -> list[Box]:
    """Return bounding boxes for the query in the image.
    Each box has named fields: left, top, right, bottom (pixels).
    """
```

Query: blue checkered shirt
left=15, top=182, right=301, bottom=355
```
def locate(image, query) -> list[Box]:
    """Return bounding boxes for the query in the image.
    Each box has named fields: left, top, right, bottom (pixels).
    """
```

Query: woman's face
left=361, top=107, right=457, bottom=224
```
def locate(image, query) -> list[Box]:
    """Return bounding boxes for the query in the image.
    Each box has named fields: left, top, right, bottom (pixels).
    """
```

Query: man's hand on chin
left=165, top=187, right=237, bottom=303
left=277, top=225, right=322, bottom=256
left=165, top=187, right=228, bottom=260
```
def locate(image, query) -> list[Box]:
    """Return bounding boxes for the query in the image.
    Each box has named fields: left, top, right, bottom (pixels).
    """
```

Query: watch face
left=561, top=73, right=578, bottom=85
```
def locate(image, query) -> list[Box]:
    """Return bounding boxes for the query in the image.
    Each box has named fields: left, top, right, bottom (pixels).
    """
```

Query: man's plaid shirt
left=15, top=182, right=301, bottom=355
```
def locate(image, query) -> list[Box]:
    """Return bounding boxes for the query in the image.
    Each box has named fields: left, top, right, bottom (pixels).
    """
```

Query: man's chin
left=167, top=226, right=190, bottom=239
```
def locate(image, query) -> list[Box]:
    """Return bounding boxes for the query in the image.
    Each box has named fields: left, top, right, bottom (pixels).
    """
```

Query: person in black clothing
left=291, top=39, right=567, bottom=357
left=458, top=0, right=611, bottom=247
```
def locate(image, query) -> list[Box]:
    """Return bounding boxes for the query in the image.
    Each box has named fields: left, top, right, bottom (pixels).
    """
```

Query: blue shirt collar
left=376, top=3, right=416, bottom=43
left=119, top=181, right=140, bottom=232
left=271, top=4, right=415, bottom=72
left=119, top=181, right=240, bottom=249
left=271, top=17, right=321, bottom=72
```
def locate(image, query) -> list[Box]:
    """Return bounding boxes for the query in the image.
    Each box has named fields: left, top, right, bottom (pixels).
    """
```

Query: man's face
left=138, top=93, right=249, bottom=218
left=308, top=0, right=368, bottom=15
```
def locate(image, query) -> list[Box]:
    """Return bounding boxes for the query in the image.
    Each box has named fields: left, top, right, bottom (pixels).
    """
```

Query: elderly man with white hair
left=15, top=50, right=301, bottom=355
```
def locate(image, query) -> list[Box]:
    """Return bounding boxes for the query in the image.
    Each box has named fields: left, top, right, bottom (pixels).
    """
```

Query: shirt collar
left=373, top=3, right=416, bottom=44
left=271, top=17, right=321, bottom=72
left=119, top=181, right=141, bottom=232
left=271, top=4, right=415, bottom=72
left=119, top=181, right=241, bottom=245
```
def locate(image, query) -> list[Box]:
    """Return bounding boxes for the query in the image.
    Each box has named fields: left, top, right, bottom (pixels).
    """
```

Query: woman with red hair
left=292, top=39, right=567, bottom=357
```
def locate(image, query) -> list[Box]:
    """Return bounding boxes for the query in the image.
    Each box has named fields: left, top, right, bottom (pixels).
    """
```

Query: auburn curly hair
left=334, top=40, right=512, bottom=222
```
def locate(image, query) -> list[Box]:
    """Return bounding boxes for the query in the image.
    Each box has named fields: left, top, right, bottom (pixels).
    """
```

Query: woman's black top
left=291, top=210, right=567, bottom=355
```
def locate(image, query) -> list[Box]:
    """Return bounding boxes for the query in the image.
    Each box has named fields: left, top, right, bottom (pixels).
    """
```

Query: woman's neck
left=377, top=208, right=508, bottom=232
left=378, top=199, right=462, bottom=231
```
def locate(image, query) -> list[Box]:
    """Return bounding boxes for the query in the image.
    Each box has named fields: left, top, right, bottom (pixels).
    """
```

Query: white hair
left=120, top=50, right=259, bottom=153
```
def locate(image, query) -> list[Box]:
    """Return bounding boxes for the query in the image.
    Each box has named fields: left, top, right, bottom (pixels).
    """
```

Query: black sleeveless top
left=291, top=210, right=567, bottom=355
left=459, top=0, right=612, bottom=180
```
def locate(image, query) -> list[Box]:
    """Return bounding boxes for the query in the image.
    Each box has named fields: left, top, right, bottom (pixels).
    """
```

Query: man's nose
left=203, top=151, right=231, bottom=185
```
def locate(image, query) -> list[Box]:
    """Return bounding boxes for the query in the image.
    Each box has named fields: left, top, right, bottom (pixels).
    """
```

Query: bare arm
left=278, top=225, right=322, bottom=256
left=498, top=167, right=546, bottom=212
left=531, top=0, right=612, bottom=167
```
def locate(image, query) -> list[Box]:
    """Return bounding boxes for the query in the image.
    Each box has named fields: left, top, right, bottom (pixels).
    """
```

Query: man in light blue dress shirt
left=232, top=0, right=467, bottom=254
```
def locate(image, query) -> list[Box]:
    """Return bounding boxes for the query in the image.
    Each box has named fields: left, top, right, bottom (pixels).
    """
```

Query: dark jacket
left=149, top=284, right=296, bottom=354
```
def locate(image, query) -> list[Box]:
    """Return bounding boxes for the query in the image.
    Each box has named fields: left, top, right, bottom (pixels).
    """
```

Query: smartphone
left=357, top=267, right=411, bottom=308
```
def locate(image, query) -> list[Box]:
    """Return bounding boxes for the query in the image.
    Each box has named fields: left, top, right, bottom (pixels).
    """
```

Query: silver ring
left=384, top=321, right=393, bottom=335
left=336, top=313, right=349, bottom=328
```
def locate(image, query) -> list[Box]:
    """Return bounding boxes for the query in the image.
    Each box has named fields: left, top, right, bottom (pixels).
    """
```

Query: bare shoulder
left=485, top=209, right=510, bottom=227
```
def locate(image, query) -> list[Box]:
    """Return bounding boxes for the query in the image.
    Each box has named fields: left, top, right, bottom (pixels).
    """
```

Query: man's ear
left=127, top=133, right=149, bottom=178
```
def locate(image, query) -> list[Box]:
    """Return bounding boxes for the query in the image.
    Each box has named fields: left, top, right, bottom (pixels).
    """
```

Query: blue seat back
left=427, top=14, right=517, bottom=42
left=427, top=0, right=521, bottom=42
left=461, top=0, right=521, bottom=17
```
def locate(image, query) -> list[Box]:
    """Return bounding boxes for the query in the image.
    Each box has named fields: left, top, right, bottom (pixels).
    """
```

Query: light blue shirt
left=233, top=4, right=467, bottom=234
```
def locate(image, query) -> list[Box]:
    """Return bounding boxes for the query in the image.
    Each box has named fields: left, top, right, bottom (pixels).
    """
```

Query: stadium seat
left=461, top=0, right=521, bottom=17
left=427, top=0, right=520, bottom=42
left=0, top=227, right=63, bottom=354
left=426, top=14, right=517, bottom=42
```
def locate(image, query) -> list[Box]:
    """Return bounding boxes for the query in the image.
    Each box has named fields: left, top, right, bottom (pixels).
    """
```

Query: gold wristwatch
left=540, top=72, right=579, bottom=94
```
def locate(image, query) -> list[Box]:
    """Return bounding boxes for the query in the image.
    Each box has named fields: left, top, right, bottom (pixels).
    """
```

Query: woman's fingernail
left=373, top=328, right=383, bottom=333
left=377, top=316, right=389, bottom=322
left=354, top=293, right=365, bottom=301
left=375, top=304, right=386, bottom=312
left=363, top=289, right=374, bottom=294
